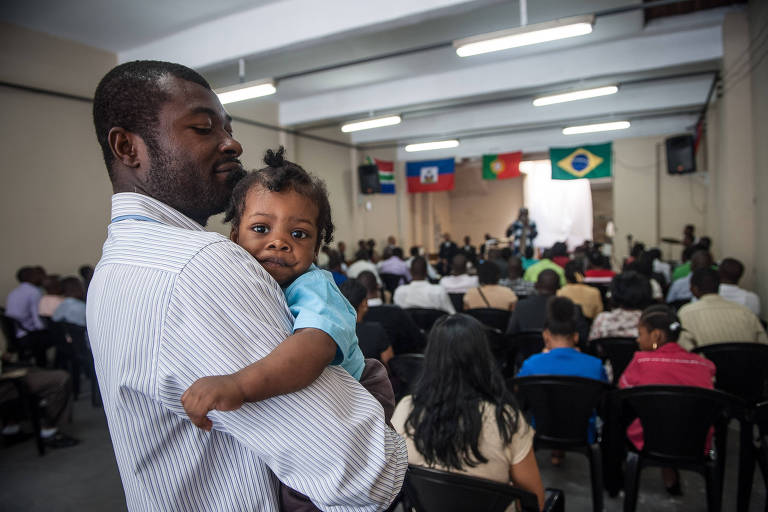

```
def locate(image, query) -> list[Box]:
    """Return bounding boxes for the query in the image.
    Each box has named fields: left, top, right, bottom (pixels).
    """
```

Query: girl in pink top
left=618, top=304, right=716, bottom=495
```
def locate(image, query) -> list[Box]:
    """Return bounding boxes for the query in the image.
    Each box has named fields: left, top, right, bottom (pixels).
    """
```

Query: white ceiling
left=0, top=0, right=734, bottom=157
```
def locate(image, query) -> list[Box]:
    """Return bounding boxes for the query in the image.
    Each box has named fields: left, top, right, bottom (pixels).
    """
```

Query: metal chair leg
left=623, top=452, right=641, bottom=512
left=588, top=443, right=604, bottom=512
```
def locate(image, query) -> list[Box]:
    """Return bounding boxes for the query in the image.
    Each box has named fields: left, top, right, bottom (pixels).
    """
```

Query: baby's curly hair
left=224, top=147, right=334, bottom=250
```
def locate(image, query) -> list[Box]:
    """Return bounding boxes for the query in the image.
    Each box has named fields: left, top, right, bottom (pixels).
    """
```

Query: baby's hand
left=181, top=375, right=245, bottom=431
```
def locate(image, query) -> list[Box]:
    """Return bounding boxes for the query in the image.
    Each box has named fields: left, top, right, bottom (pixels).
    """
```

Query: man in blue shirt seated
left=517, top=296, right=608, bottom=465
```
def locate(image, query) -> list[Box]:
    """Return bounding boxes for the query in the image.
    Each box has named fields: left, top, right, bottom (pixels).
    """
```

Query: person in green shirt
left=523, top=249, right=566, bottom=286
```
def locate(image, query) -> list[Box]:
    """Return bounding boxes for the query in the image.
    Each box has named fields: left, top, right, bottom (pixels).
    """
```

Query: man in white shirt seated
left=719, top=257, right=761, bottom=316
left=393, top=257, right=455, bottom=314
left=347, top=248, right=382, bottom=286
left=439, top=254, right=479, bottom=294
left=406, top=246, right=439, bottom=281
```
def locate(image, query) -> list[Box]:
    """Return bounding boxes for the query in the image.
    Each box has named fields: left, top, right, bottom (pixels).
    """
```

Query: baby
left=181, top=147, right=374, bottom=431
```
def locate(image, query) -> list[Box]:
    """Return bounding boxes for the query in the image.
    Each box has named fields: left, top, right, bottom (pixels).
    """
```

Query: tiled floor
left=1, top=391, right=765, bottom=511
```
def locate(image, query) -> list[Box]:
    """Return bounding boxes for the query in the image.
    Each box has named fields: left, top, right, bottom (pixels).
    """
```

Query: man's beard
left=145, top=141, right=246, bottom=226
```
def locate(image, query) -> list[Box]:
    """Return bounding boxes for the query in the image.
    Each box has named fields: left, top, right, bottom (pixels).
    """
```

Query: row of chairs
left=390, top=343, right=768, bottom=512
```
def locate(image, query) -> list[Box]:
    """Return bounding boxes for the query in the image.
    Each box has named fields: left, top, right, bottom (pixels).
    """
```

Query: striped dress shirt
left=86, top=193, right=406, bottom=512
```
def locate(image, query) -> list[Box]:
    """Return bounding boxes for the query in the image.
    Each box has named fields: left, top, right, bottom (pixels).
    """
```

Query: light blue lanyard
left=110, top=215, right=162, bottom=224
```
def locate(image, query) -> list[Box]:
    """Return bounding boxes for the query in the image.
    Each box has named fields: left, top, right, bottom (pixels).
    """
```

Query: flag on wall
left=482, top=151, right=522, bottom=180
left=550, top=143, right=612, bottom=180
left=406, top=158, right=455, bottom=193
left=374, top=158, right=395, bottom=194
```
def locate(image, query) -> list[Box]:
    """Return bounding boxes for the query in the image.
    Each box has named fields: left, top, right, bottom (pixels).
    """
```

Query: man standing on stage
left=506, top=207, right=538, bottom=256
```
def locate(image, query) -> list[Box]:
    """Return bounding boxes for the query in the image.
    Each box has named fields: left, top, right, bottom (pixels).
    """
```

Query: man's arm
left=159, top=242, right=406, bottom=511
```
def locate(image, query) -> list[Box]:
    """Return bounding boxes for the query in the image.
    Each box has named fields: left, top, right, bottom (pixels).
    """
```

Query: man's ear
left=108, top=127, right=143, bottom=168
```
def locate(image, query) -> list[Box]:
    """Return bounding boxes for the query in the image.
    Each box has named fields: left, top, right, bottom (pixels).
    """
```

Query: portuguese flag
left=482, top=151, right=522, bottom=180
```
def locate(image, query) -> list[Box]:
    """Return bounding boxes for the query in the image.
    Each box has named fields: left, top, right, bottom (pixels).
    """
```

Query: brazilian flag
left=550, top=143, right=612, bottom=180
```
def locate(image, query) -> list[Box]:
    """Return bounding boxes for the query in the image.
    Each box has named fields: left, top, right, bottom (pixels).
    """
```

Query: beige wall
left=0, top=25, right=116, bottom=301
left=750, top=0, right=768, bottom=317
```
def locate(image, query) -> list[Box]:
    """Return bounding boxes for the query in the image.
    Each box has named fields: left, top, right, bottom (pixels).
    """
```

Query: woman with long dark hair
left=391, top=314, right=545, bottom=509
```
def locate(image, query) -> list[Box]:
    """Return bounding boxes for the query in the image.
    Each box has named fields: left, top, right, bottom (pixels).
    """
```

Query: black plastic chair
left=510, top=375, right=610, bottom=512
left=510, top=331, right=544, bottom=373
left=588, top=337, right=638, bottom=385
left=379, top=273, right=404, bottom=302
left=49, top=322, right=100, bottom=406
left=448, top=293, right=464, bottom=312
left=693, top=343, right=768, bottom=511
left=465, top=309, right=514, bottom=376
left=754, top=401, right=768, bottom=512
left=615, top=385, right=739, bottom=512
left=388, top=354, right=424, bottom=401
left=0, top=368, right=45, bottom=456
left=0, top=310, right=35, bottom=365
left=405, top=308, right=448, bottom=334
left=464, top=308, right=511, bottom=331
left=404, top=465, right=564, bottom=512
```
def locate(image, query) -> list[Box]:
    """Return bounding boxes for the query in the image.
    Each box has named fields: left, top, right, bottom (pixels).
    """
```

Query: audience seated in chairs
left=718, top=257, right=761, bottom=316
left=439, top=254, right=478, bottom=295
left=618, top=304, right=717, bottom=495
left=463, top=261, right=517, bottom=312
left=357, top=271, right=426, bottom=355
left=338, top=278, right=393, bottom=365
left=393, top=257, right=455, bottom=314
left=517, top=297, right=608, bottom=468
left=678, top=268, right=768, bottom=351
left=377, top=247, right=411, bottom=286
left=499, top=255, right=535, bottom=299
left=666, top=247, right=713, bottom=304
left=557, top=261, right=604, bottom=320
left=391, top=314, right=546, bottom=510
left=4, top=266, right=54, bottom=367
left=589, top=271, right=652, bottom=341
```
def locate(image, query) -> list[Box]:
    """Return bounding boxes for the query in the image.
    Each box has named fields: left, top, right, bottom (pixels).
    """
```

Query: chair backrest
left=379, top=273, right=403, bottom=296
left=589, top=337, right=638, bottom=385
left=510, top=376, right=610, bottom=447
left=0, top=312, right=19, bottom=344
left=405, top=465, right=542, bottom=512
left=448, top=293, right=465, bottom=312
left=406, top=308, right=449, bottom=333
left=755, top=401, right=768, bottom=437
left=389, top=354, right=425, bottom=395
left=49, top=321, right=88, bottom=350
left=616, top=385, right=737, bottom=465
left=693, top=343, right=768, bottom=405
left=464, top=308, right=511, bottom=332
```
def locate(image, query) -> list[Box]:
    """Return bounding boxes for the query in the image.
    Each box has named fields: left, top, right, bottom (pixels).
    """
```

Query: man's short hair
left=339, top=279, right=367, bottom=311
left=719, top=258, right=744, bottom=284
left=356, top=271, right=379, bottom=294
left=409, top=246, right=420, bottom=257
left=410, top=256, right=427, bottom=276
left=93, top=61, right=211, bottom=179
left=691, top=268, right=720, bottom=295
left=392, top=247, right=403, bottom=259
left=536, top=269, right=560, bottom=294
left=16, top=266, right=34, bottom=283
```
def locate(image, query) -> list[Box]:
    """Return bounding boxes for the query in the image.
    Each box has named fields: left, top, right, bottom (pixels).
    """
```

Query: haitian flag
left=374, top=158, right=395, bottom=194
left=406, top=158, right=455, bottom=193
left=482, top=151, right=522, bottom=180
left=550, top=143, right=612, bottom=180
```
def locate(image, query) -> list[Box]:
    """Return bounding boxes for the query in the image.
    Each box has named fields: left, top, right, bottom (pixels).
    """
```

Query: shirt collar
left=367, top=297, right=383, bottom=307
left=111, top=193, right=205, bottom=231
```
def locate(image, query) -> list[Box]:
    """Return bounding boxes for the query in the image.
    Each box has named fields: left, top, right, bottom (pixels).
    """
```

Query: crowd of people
left=2, top=59, right=767, bottom=511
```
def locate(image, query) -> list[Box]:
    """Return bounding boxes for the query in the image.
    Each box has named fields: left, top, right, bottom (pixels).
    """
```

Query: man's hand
left=181, top=375, right=246, bottom=431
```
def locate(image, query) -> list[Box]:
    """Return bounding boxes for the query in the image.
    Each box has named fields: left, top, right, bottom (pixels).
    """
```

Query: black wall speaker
left=358, top=164, right=381, bottom=194
left=665, top=134, right=696, bottom=175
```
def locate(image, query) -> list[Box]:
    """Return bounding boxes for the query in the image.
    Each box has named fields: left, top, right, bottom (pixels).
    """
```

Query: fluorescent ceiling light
left=341, top=115, right=402, bottom=133
left=404, top=140, right=459, bottom=152
left=533, top=85, right=618, bottom=107
left=454, top=15, right=594, bottom=57
left=216, top=79, right=276, bottom=105
left=563, top=121, right=630, bottom=135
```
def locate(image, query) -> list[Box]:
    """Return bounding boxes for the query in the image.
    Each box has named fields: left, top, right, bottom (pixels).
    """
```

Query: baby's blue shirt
left=283, top=265, right=365, bottom=380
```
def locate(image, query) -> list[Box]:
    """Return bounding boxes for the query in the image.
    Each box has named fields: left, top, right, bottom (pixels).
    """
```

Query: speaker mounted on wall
left=358, top=164, right=381, bottom=194
left=665, top=134, right=696, bottom=175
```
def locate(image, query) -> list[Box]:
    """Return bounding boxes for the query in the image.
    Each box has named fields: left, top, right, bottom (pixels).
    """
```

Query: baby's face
left=233, top=187, right=319, bottom=286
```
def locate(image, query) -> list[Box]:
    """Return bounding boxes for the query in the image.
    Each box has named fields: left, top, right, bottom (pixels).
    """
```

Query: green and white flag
left=550, top=143, right=612, bottom=180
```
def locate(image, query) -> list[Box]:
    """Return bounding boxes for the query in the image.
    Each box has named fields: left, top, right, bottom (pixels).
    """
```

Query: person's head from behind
left=719, top=258, right=744, bottom=285
left=647, top=248, right=662, bottom=262
left=387, top=235, right=396, bottom=246
left=225, top=147, right=333, bottom=286
left=564, top=260, right=583, bottom=284
left=464, top=235, right=471, bottom=246
left=42, top=275, right=63, bottom=295
left=551, top=242, right=568, bottom=258
left=354, top=248, right=370, bottom=262
left=409, top=246, right=421, bottom=258
left=410, top=256, right=428, bottom=281
left=690, top=267, right=719, bottom=298
left=500, top=247, right=512, bottom=261
left=524, top=246, right=535, bottom=260
left=630, top=242, right=645, bottom=259
left=406, top=314, right=518, bottom=469
left=339, top=278, right=368, bottom=322
left=535, top=269, right=560, bottom=296
left=451, top=253, right=468, bottom=276
left=327, top=250, right=343, bottom=272
left=78, top=265, right=94, bottom=282
left=357, top=270, right=380, bottom=299
left=690, top=249, right=713, bottom=272
left=477, top=261, right=500, bottom=286
left=543, top=297, right=579, bottom=349
left=93, top=61, right=246, bottom=226
left=637, top=304, right=681, bottom=351
left=61, top=276, right=86, bottom=301
left=507, top=256, right=524, bottom=279
left=391, top=247, right=404, bottom=260
left=16, top=266, right=36, bottom=285
left=610, top=271, right=652, bottom=311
